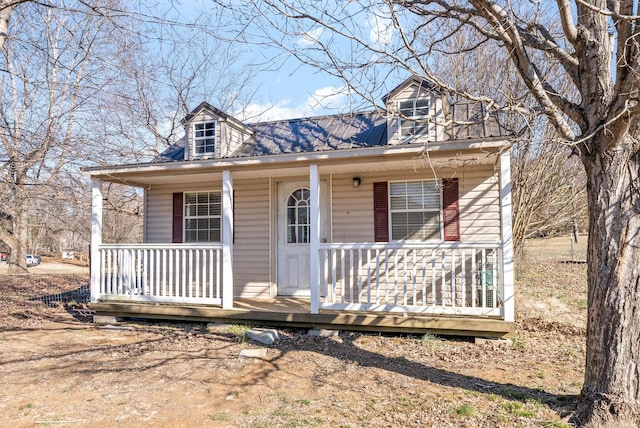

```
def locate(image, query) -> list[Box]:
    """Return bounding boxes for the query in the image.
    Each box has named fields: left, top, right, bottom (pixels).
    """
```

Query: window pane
left=183, top=191, right=221, bottom=242
left=406, top=182, right=423, bottom=209
left=415, top=98, right=429, bottom=116
left=299, top=225, right=309, bottom=243
left=287, top=226, right=296, bottom=243
left=196, top=204, right=208, bottom=216
left=390, top=181, right=441, bottom=241
left=400, top=120, right=415, bottom=136
left=399, top=100, right=414, bottom=115
left=414, top=123, right=428, bottom=135
left=210, top=203, right=221, bottom=216
left=391, top=212, right=408, bottom=240
left=194, top=122, right=216, bottom=154
left=298, top=206, right=308, bottom=224
left=287, top=207, right=296, bottom=225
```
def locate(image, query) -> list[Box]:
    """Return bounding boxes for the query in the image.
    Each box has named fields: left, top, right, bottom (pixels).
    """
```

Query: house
left=84, top=76, right=515, bottom=337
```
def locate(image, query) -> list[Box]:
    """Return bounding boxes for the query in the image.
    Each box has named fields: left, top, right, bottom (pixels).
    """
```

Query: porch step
left=91, top=300, right=514, bottom=338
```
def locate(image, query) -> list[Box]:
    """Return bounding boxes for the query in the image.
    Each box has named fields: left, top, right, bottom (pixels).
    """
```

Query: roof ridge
left=248, top=109, right=381, bottom=126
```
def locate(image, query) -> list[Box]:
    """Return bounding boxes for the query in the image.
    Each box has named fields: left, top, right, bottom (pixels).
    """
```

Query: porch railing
left=318, top=242, right=502, bottom=317
left=95, top=243, right=223, bottom=305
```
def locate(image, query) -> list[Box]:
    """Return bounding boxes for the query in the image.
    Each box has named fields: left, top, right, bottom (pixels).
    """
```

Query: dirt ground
left=0, top=238, right=587, bottom=427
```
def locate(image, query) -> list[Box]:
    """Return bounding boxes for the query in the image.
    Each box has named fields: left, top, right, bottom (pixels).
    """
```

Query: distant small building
left=61, top=250, right=75, bottom=260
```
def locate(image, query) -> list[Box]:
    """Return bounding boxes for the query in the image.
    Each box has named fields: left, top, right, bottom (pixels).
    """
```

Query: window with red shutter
left=374, top=179, right=460, bottom=242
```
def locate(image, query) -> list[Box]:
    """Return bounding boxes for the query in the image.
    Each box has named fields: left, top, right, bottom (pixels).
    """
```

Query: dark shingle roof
left=234, top=111, right=386, bottom=157
left=156, top=137, right=186, bottom=162
left=154, top=102, right=509, bottom=163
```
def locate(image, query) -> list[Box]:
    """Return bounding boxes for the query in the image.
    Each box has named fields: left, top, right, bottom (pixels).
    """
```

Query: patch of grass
left=297, top=398, right=311, bottom=406
left=226, top=324, right=252, bottom=341
left=20, top=402, right=34, bottom=409
left=502, top=401, right=536, bottom=417
left=208, top=412, right=230, bottom=422
left=511, top=336, right=527, bottom=350
left=420, top=333, right=440, bottom=352
left=455, top=403, right=476, bottom=416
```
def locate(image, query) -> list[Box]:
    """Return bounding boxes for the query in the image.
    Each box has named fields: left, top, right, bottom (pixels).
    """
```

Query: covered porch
left=88, top=143, right=514, bottom=336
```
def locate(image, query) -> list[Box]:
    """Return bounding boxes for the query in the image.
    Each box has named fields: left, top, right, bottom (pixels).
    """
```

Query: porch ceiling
left=86, top=140, right=506, bottom=188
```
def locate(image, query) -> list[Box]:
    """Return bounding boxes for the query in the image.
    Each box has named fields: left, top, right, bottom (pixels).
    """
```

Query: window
left=389, top=180, right=441, bottom=241
left=193, top=122, right=216, bottom=156
left=184, top=192, right=221, bottom=242
left=287, top=188, right=310, bottom=244
left=398, top=98, right=430, bottom=137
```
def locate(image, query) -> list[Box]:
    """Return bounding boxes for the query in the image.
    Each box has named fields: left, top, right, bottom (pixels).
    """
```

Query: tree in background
left=223, top=1, right=640, bottom=425
left=425, top=29, right=587, bottom=252
left=0, top=1, right=258, bottom=270
left=0, top=2, right=130, bottom=272
left=512, top=122, right=587, bottom=252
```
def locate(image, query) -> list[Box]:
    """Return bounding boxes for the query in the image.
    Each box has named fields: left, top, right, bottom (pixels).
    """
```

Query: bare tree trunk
left=6, top=197, right=28, bottom=273
left=575, top=139, right=640, bottom=426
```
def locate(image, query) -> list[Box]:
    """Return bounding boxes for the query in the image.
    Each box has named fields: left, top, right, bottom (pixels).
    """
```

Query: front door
left=277, top=181, right=326, bottom=296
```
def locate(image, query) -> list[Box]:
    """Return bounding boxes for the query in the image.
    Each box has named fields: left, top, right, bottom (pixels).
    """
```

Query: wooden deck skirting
left=92, top=298, right=514, bottom=338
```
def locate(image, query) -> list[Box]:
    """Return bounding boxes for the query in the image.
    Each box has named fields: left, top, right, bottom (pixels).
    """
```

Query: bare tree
left=0, top=1, right=259, bottom=271
left=427, top=30, right=587, bottom=252
left=0, top=3, right=129, bottom=272
left=512, top=122, right=587, bottom=251
left=221, top=1, right=640, bottom=425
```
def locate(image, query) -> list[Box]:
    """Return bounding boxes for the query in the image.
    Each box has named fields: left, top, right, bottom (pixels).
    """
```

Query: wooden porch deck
left=92, top=298, right=514, bottom=338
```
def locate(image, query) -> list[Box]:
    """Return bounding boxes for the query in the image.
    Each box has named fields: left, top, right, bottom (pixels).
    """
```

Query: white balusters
left=318, top=242, right=501, bottom=316
left=97, top=244, right=223, bottom=305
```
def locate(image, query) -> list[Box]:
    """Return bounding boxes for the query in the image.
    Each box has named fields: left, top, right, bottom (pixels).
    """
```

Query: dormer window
left=398, top=98, right=430, bottom=137
left=193, top=121, right=216, bottom=156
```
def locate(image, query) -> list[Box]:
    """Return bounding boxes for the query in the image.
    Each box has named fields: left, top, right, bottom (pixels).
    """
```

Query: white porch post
left=500, top=150, right=515, bottom=323
left=90, top=179, right=103, bottom=303
left=309, top=165, right=320, bottom=314
left=222, top=170, right=234, bottom=309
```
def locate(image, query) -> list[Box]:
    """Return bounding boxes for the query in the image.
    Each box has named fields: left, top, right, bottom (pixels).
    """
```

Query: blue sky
left=167, top=0, right=397, bottom=123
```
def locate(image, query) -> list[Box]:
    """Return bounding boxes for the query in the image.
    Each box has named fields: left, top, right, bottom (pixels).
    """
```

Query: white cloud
left=367, top=7, right=394, bottom=48
left=237, top=85, right=350, bottom=122
left=308, top=85, right=349, bottom=111
left=296, top=27, right=324, bottom=48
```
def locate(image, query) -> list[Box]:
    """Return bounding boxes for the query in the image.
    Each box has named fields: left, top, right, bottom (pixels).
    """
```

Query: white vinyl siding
left=184, top=191, right=221, bottom=242
left=389, top=180, right=441, bottom=241
left=231, top=178, right=271, bottom=297
left=144, top=179, right=272, bottom=298
left=331, top=165, right=500, bottom=243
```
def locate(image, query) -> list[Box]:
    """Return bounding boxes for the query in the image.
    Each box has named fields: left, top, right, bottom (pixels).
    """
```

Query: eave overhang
left=82, top=137, right=512, bottom=187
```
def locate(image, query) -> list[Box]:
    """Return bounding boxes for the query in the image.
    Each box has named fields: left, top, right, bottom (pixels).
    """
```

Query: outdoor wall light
left=352, top=177, right=361, bottom=188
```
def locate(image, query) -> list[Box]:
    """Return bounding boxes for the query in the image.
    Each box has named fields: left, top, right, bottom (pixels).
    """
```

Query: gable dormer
left=182, top=102, right=254, bottom=161
left=384, top=76, right=449, bottom=144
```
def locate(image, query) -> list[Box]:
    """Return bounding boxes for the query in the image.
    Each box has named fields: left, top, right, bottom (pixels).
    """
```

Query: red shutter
left=373, top=182, right=389, bottom=242
left=172, top=192, right=183, bottom=243
left=442, top=178, right=460, bottom=241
